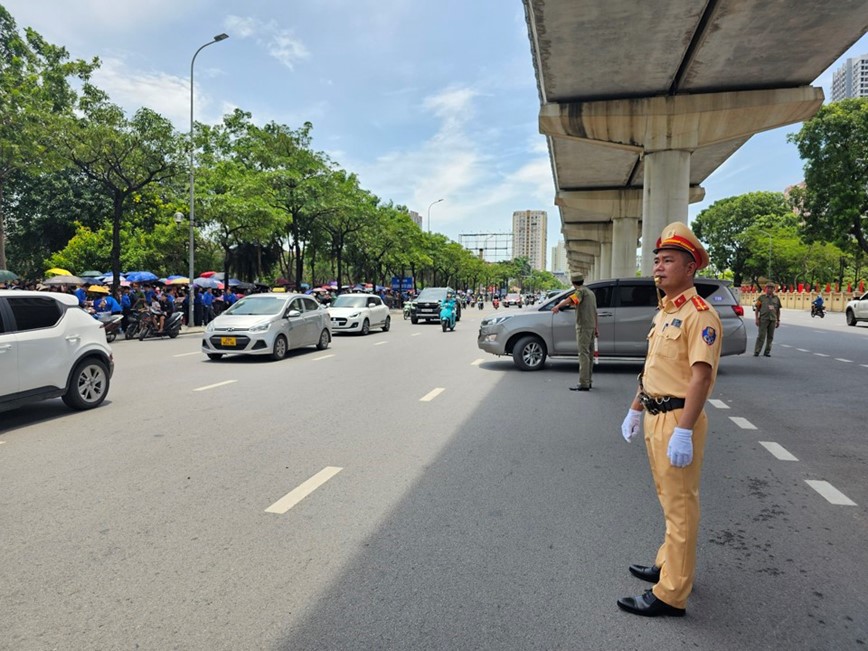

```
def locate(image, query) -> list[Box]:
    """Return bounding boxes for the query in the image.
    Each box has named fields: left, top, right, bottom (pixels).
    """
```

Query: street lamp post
left=188, top=33, right=228, bottom=328
left=427, top=198, right=444, bottom=233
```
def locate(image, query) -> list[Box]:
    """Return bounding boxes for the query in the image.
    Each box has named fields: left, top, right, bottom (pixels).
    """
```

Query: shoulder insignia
left=673, top=294, right=687, bottom=308
left=691, top=295, right=709, bottom=311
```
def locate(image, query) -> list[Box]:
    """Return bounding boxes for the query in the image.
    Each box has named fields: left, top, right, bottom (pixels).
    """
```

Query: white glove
left=667, top=427, right=694, bottom=467
left=621, top=409, right=643, bottom=442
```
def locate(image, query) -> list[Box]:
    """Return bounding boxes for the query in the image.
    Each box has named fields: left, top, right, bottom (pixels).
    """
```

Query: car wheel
left=207, top=353, right=223, bottom=360
left=62, top=357, right=110, bottom=410
left=382, top=316, right=391, bottom=332
left=316, top=329, right=330, bottom=350
left=513, top=335, right=547, bottom=371
left=271, top=334, right=288, bottom=360
left=846, top=309, right=856, bottom=326
left=361, top=319, right=370, bottom=335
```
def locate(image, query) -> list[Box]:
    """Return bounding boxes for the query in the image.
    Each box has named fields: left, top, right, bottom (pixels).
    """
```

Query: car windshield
left=224, top=296, right=286, bottom=316
left=331, top=295, right=368, bottom=308
left=416, top=288, right=446, bottom=302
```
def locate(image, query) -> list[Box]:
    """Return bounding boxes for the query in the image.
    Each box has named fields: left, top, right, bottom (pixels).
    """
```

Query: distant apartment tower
left=512, top=210, right=547, bottom=271
left=832, top=54, right=868, bottom=100
left=409, top=210, right=423, bottom=229
left=550, top=240, right=567, bottom=273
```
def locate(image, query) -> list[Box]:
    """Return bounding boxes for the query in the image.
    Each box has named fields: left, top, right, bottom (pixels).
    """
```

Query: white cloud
left=224, top=15, right=309, bottom=70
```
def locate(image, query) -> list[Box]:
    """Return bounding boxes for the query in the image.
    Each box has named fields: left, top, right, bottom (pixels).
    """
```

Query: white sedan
left=328, top=294, right=391, bottom=335
left=845, top=291, right=868, bottom=326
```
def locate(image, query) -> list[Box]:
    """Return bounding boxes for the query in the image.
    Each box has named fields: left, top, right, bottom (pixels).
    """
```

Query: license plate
left=220, top=336, right=236, bottom=346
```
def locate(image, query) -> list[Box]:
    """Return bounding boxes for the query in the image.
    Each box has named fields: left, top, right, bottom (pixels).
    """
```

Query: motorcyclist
left=149, top=294, right=166, bottom=333
left=442, top=291, right=458, bottom=329
left=812, top=293, right=824, bottom=313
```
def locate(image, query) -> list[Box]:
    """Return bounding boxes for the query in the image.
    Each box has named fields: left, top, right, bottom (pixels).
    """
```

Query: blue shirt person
left=74, top=286, right=87, bottom=306
left=94, top=295, right=122, bottom=314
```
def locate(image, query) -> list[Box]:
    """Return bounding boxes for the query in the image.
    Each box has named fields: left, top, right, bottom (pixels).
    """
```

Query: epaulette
left=691, top=295, right=710, bottom=311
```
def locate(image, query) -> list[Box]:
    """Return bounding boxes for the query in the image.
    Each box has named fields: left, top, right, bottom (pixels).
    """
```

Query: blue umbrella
left=166, top=274, right=185, bottom=281
left=126, top=271, right=158, bottom=283
left=193, top=277, right=222, bottom=289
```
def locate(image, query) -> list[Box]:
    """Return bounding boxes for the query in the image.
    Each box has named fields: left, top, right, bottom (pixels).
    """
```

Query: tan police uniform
left=643, top=287, right=722, bottom=609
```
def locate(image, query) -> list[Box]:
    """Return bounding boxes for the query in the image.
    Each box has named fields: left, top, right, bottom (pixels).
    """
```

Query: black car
left=410, top=287, right=462, bottom=324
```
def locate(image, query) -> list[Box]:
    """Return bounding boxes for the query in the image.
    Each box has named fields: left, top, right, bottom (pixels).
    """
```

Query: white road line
left=814, top=353, right=829, bottom=357
left=374, top=341, right=388, bottom=346
left=411, top=333, right=422, bottom=337
left=805, top=480, right=857, bottom=506
left=265, top=466, right=343, bottom=514
left=471, top=359, right=484, bottom=366
left=0, top=441, right=5, bottom=445
left=193, top=380, right=237, bottom=392
left=861, top=364, right=868, bottom=369
left=758, top=441, right=798, bottom=461
left=313, top=354, right=335, bottom=361
left=835, top=358, right=853, bottom=363
left=420, top=388, right=445, bottom=402
left=729, top=416, right=757, bottom=430
left=173, top=351, right=200, bottom=357
left=708, top=399, right=729, bottom=409
left=780, top=344, right=792, bottom=348
left=796, top=348, right=810, bottom=352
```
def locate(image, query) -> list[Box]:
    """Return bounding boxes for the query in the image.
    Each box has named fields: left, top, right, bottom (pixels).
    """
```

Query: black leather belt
left=639, top=393, right=686, bottom=415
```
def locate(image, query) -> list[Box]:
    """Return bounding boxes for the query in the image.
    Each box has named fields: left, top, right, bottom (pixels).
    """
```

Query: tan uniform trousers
left=575, top=327, right=594, bottom=387
left=644, top=409, right=707, bottom=609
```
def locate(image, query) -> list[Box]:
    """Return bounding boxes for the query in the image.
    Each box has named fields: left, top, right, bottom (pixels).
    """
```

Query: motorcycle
left=440, top=301, right=457, bottom=332
left=403, top=301, right=414, bottom=320
left=477, top=298, right=484, bottom=310
left=138, top=311, right=183, bottom=340
left=97, top=313, right=124, bottom=343
left=492, top=298, right=500, bottom=310
left=125, top=309, right=144, bottom=340
left=810, top=303, right=825, bottom=318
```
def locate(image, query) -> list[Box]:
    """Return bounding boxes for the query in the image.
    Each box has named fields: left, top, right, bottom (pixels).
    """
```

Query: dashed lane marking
left=708, top=399, right=729, bottom=409
left=411, top=333, right=422, bottom=337
left=729, top=416, right=757, bottom=430
left=313, top=354, right=335, bottom=361
left=796, top=348, right=810, bottom=352
left=814, top=353, right=829, bottom=357
left=420, top=388, right=445, bottom=402
left=173, top=352, right=200, bottom=357
left=759, top=441, right=798, bottom=461
left=835, top=358, right=853, bottom=363
left=861, top=364, right=868, bottom=369
left=805, top=480, right=857, bottom=506
left=471, top=359, right=484, bottom=366
left=780, top=344, right=792, bottom=348
left=265, top=466, right=343, bottom=514
left=374, top=341, right=387, bottom=346
left=193, top=380, right=237, bottom=392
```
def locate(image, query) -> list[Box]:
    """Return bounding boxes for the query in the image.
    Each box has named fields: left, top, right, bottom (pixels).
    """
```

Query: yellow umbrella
left=167, top=277, right=190, bottom=285
left=46, top=267, right=73, bottom=276
left=88, top=285, right=109, bottom=294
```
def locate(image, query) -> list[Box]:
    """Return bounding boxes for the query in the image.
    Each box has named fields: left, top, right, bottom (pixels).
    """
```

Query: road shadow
left=0, top=399, right=114, bottom=434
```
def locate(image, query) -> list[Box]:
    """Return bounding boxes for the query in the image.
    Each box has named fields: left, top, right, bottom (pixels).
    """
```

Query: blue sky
left=4, top=1, right=867, bottom=269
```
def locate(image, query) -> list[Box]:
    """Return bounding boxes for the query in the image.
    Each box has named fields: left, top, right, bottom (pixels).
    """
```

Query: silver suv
left=477, top=277, right=747, bottom=370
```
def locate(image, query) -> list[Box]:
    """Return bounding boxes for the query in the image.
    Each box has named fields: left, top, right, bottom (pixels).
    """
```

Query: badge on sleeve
left=702, top=326, right=717, bottom=346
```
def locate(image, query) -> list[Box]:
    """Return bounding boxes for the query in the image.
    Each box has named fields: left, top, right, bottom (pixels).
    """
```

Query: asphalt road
left=1, top=306, right=866, bottom=650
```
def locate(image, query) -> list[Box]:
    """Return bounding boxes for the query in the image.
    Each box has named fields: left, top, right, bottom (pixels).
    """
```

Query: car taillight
left=732, top=305, right=744, bottom=317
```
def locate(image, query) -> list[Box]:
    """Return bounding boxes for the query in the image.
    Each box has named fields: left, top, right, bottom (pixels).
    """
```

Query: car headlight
left=482, top=315, right=513, bottom=327
left=205, top=322, right=215, bottom=333
left=349, top=312, right=361, bottom=318
left=248, top=321, right=270, bottom=332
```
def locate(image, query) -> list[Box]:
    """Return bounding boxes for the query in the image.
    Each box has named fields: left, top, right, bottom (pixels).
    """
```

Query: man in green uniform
left=552, top=273, right=598, bottom=391
left=754, top=282, right=781, bottom=357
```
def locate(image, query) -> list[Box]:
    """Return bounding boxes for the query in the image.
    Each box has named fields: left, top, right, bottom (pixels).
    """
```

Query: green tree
left=56, top=97, right=183, bottom=290
left=692, top=191, right=795, bottom=285
left=0, top=6, right=99, bottom=269
left=789, top=98, right=868, bottom=255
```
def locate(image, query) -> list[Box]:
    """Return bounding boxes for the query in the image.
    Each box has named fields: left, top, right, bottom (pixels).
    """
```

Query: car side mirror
left=286, top=309, right=302, bottom=318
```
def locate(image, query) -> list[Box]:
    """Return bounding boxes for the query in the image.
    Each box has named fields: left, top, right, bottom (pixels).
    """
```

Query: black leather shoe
left=569, top=385, right=591, bottom=391
left=763, top=353, right=771, bottom=357
left=617, top=590, right=685, bottom=617
left=628, top=564, right=660, bottom=583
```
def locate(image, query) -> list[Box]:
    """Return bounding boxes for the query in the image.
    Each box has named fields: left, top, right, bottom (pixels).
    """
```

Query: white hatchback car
left=0, top=290, right=114, bottom=412
left=845, top=291, right=868, bottom=326
left=327, top=293, right=390, bottom=335
left=202, top=293, right=331, bottom=360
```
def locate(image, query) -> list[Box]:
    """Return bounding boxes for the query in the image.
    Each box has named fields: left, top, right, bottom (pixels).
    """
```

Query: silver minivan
left=478, top=277, right=747, bottom=370
left=202, top=293, right=331, bottom=361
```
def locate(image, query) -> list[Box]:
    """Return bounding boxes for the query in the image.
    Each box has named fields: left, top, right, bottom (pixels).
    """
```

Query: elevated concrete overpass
left=523, top=0, right=868, bottom=279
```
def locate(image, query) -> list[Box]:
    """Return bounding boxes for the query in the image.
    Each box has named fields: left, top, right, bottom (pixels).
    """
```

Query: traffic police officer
left=617, top=222, right=722, bottom=617
left=754, top=282, right=781, bottom=357
left=552, top=273, right=598, bottom=391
